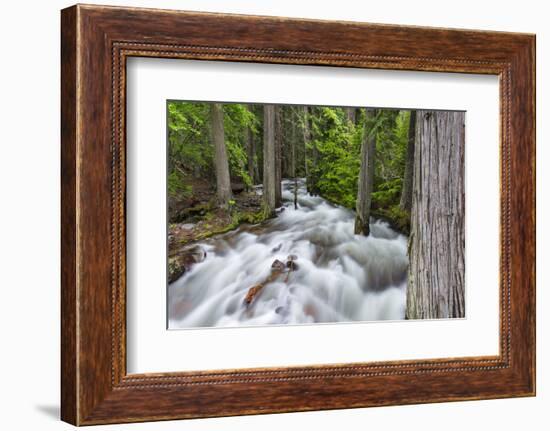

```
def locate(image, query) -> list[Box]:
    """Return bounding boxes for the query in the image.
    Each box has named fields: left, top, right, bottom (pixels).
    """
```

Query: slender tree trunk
left=400, top=110, right=417, bottom=212
left=345, top=107, right=356, bottom=124
left=210, top=103, right=232, bottom=209
left=246, top=127, right=256, bottom=184
left=306, top=108, right=320, bottom=196
left=280, top=108, right=289, bottom=178
left=290, top=108, right=298, bottom=209
left=246, top=104, right=256, bottom=185
left=263, top=105, right=277, bottom=216
left=302, top=106, right=310, bottom=192
left=311, top=138, right=320, bottom=195
left=406, top=110, right=465, bottom=319
left=274, top=105, right=283, bottom=206
left=354, top=108, right=376, bottom=236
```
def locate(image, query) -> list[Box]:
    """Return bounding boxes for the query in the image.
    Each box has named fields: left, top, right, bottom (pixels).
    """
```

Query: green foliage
left=167, top=170, right=192, bottom=200
left=374, top=110, right=409, bottom=187
left=167, top=101, right=213, bottom=177
left=374, top=205, right=411, bottom=235
left=372, top=178, right=402, bottom=209
left=239, top=209, right=269, bottom=224
left=309, top=107, right=362, bottom=207
left=306, top=107, right=412, bottom=231
left=167, top=101, right=259, bottom=190
left=223, top=104, right=257, bottom=187
left=167, top=100, right=413, bottom=235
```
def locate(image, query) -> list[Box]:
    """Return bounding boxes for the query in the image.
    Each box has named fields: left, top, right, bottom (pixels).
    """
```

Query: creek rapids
left=168, top=179, right=408, bottom=329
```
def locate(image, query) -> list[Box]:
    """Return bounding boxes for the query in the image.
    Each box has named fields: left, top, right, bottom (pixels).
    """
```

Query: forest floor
left=168, top=178, right=266, bottom=283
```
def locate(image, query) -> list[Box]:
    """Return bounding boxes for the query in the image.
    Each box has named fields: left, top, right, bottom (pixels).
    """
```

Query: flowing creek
left=168, top=179, right=408, bottom=329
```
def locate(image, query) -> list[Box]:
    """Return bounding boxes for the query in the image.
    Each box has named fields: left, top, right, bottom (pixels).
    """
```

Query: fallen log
left=244, top=256, right=298, bottom=306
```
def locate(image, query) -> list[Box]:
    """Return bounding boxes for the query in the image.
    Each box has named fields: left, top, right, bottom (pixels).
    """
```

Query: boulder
left=168, top=245, right=207, bottom=284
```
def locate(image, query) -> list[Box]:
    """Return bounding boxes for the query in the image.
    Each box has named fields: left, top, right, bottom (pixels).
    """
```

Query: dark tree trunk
left=274, top=105, right=283, bottom=207
left=280, top=107, right=290, bottom=178
left=308, top=108, right=320, bottom=196
left=210, top=103, right=232, bottom=209
left=262, top=105, right=277, bottom=216
left=246, top=104, right=256, bottom=186
left=302, top=106, right=310, bottom=191
left=290, top=108, right=298, bottom=209
left=406, top=110, right=465, bottom=319
left=354, top=108, right=376, bottom=236
left=345, top=107, right=356, bottom=124
left=400, top=110, right=417, bottom=212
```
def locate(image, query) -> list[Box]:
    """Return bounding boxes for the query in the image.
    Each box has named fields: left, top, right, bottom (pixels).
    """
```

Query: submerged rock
left=286, top=260, right=298, bottom=271
left=271, top=243, right=282, bottom=253
left=271, top=259, right=286, bottom=271
left=168, top=245, right=207, bottom=283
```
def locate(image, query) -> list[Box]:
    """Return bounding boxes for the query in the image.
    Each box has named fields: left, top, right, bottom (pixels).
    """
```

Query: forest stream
left=168, top=179, right=408, bottom=329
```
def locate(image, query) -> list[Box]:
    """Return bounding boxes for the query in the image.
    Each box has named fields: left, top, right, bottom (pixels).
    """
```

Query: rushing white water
left=168, top=179, right=408, bottom=329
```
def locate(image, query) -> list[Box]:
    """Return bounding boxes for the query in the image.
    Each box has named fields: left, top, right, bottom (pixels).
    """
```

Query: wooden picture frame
left=61, top=4, right=536, bottom=425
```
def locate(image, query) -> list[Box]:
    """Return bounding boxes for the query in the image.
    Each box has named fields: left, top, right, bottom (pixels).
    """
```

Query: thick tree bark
left=406, top=110, right=465, bottom=319
left=274, top=105, right=283, bottom=206
left=210, top=103, right=232, bottom=209
left=262, top=105, right=277, bottom=215
left=245, top=104, right=256, bottom=185
left=400, top=110, right=417, bottom=212
left=354, top=108, right=377, bottom=236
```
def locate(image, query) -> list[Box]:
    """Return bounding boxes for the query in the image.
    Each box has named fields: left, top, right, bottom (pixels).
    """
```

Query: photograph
left=166, top=101, right=465, bottom=329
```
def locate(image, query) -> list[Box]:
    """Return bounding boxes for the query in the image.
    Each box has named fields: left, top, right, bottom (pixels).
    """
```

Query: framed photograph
left=61, top=4, right=535, bottom=425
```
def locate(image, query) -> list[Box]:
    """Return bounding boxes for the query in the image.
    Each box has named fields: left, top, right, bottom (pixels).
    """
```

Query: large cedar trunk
left=262, top=105, right=277, bottom=215
left=210, top=103, right=232, bottom=208
left=400, top=110, right=417, bottom=212
left=354, top=108, right=376, bottom=236
left=406, top=110, right=465, bottom=319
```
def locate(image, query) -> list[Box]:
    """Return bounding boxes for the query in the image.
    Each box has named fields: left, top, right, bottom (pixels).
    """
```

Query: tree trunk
left=400, top=110, right=417, bottom=212
left=280, top=107, right=289, bottom=178
left=302, top=106, right=310, bottom=191
left=274, top=105, right=283, bottom=206
left=290, top=108, right=298, bottom=209
left=406, top=110, right=465, bottom=319
left=210, top=103, right=232, bottom=209
left=246, top=104, right=256, bottom=185
left=307, top=108, right=321, bottom=196
left=262, top=105, right=277, bottom=216
left=354, top=108, right=376, bottom=236
left=345, top=107, right=356, bottom=124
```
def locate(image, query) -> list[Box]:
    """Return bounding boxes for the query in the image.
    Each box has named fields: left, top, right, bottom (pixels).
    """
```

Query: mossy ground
left=168, top=192, right=267, bottom=253
left=372, top=205, right=410, bottom=235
